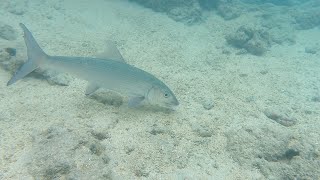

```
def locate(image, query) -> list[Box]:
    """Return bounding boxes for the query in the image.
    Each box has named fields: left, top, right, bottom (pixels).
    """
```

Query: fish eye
left=164, top=93, right=169, bottom=98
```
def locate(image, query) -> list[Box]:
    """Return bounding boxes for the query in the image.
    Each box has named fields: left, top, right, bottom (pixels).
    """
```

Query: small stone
left=125, top=145, right=135, bottom=155
left=82, top=42, right=89, bottom=47
left=305, top=46, right=318, bottom=54
left=91, top=131, right=109, bottom=140
left=5, top=48, right=16, bottom=56
left=192, top=123, right=214, bottom=137
left=260, top=70, right=268, bottom=75
left=203, top=99, right=214, bottom=110
left=264, top=109, right=297, bottom=127
left=284, top=149, right=299, bottom=160
left=245, top=96, right=255, bottom=103
left=149, top=124, right=168, bottom=135
left=89, top=142, right=105, bottom=156
left=195, top=127, right=213, bottom=137
left=102, top=155, right=111, bottom=164
left=239, top=73, right=248, bottom=77
left=213, top=162, right=219, bottom=169
left=311, top=96, right=320, bottom=102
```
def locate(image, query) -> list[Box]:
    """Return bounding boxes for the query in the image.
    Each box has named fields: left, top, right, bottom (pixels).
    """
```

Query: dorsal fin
left=96, top=40, right=125, bottom=63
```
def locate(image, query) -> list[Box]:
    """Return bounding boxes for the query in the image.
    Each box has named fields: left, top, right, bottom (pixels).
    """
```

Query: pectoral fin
left=128, top=96, right=145, bottom=107
left=85, top=83, right=99, bottom=95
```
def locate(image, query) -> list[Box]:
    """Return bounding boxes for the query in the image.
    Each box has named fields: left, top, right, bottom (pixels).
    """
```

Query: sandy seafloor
left=0, top=0, right=320, bottom=179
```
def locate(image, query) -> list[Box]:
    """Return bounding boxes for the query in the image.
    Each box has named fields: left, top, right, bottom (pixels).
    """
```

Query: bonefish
left=8, top=23, right=179, bottom=108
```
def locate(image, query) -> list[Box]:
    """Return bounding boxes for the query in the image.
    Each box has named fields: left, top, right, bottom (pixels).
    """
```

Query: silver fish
left=8, top=23, right=179, bottom=108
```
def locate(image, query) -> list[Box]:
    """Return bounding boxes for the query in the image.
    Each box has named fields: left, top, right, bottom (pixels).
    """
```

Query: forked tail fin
left=7, top=23, right=48, bottom=86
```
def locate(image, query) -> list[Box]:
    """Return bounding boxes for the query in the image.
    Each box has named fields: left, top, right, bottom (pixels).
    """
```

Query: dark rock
left=294, top=8, right=320, bottom=30
left=305, top=46, right=319, bottom=54
left=263, top=148, right=300, bottom=162
left=226, top=25, right=271, bottom=56
left=129, top=0, right=203, bottom=25
left=5, top=48, right=16, bottom=56
left=284, top=149, right=300, bottom=160
left=241, top=0, right=303, bottom=6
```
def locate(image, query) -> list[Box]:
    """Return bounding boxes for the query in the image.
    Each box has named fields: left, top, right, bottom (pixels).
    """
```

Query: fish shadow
left=87, top=90, right=176, bottom=113
left=87, top=90, right=123, bottom=107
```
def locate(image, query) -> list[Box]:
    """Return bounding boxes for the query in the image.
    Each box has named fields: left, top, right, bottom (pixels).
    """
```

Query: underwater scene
left=0, top=0, right=319, bottom=179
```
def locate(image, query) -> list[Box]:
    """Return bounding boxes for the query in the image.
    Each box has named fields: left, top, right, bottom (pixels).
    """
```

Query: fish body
left=8, top=23, right=179, bottom=108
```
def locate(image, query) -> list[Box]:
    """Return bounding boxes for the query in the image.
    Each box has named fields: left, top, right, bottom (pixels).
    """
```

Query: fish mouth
left=163, top=100, right=179, bottom=109
left=171, top=98, right=179, bottom=107
left=173, top=100, right=179, bottom=106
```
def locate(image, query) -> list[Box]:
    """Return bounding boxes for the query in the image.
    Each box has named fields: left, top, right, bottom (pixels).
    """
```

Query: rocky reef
left=226, top=25, right=271, bottom=56
left=129, top=0, right=244, bottom=24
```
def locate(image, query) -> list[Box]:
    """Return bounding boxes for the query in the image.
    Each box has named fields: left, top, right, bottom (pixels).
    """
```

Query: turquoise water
left=0, top=0, right=319, bottom=179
